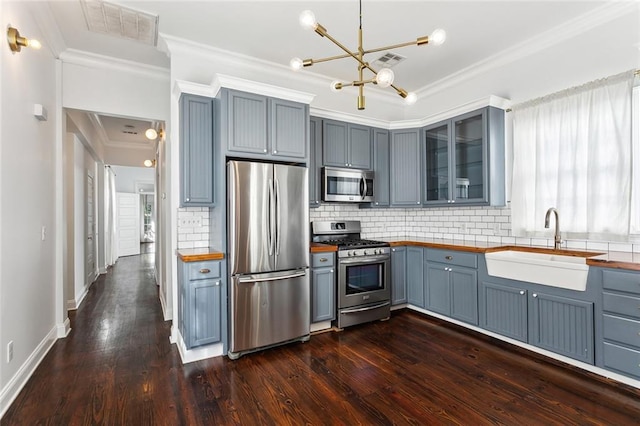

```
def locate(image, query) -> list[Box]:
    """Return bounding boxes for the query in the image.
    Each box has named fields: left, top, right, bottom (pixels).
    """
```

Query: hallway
left=3, top=253, right=640, bottom=424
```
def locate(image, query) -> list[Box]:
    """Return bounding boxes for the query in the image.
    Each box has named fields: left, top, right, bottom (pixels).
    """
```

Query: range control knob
left=351, top=250, right=357, bottom=257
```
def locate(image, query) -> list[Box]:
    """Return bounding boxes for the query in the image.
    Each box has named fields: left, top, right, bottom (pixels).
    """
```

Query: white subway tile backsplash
left=586, top=241, right=609, bottom=252
left=566, top=240, right=587, bottom=250
left=609, top=242, right=633, bottom=253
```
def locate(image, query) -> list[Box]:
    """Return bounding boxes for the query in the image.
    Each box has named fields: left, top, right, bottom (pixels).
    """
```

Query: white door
left=86, top=173, right=98, bottom=284
left=117, top=192, right=140, bottom=257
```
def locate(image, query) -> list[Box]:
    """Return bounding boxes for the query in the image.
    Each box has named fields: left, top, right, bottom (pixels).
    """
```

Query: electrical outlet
left=179, top=217, right=202, bottom=227
left=7, top=341, right=13, bottom=363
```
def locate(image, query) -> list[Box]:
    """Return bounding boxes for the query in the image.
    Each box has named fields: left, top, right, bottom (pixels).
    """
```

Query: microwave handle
left=360, top=176, right=367, bottom=200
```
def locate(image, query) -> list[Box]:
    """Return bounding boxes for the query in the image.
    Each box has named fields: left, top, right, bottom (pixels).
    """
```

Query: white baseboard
left=174, top=328, right=223, bottom=364
left=310, top=321, right=332, bottom=333
left=0, top=325, right=58, bottom=419
left=159, top=290, right=172, bottom=321
left=56, top=318, right=71, bottom=338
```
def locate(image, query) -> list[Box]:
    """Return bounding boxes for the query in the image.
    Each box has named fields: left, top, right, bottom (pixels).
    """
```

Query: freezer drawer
left=229, top=269, right=310, bottom=358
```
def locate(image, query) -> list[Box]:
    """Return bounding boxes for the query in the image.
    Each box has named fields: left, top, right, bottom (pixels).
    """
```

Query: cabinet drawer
left=603, top=314, right=640, bottom=348
left=311, top=253, right=335, bottom=268
left=603, top=342, right=640, bottom=379
left=603, top=270, right=640, bottom=295
left=426, top=249, right=477, bottom=269
left=603, top=292, right=640, bottom=319
left=187, top=261, right=222, bottom=281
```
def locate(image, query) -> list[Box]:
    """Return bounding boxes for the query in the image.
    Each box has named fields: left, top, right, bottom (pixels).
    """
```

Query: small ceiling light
left=145, top=128, right=164, bottom=140
left=7, top=26, right=41, bottom=53
left=291, top=0, right=445, bottom=110
left=143, top=159, right=156, bottom=168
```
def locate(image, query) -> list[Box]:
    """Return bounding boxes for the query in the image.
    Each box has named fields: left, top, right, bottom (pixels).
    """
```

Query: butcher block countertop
left=176, top=248, right=225, bottom=262
left=310, top=243, right=338, bottom=253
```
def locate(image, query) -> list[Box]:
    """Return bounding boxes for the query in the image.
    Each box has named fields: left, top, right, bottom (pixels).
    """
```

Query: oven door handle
left=339, top=255, right=389, bottom=265
left=341, top=301, right=390, bottom=314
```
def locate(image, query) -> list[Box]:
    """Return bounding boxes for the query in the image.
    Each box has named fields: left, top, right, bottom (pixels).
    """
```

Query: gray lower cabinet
left=309, top=117, right=322, bottom=207
left=311, top=252, right=335, bottom=322
left=479, top=281, right=528, bottom=342
left=530, top=292, right=594, bottom=364
left=178, top=259, right=226, bottom=349
left=390, top=129, right=422, bottom=206
left=407, top=247, right=424, bottom=307
left=322, top=119, right=372, bottom=170
left=424, top=249, right=478, bottom=325
left=180, top=94, right=215, bottom=207
left=600, top=268, right=640, bottom=379
left=391, top=246, right=407, bottom=305
left=223, top=89, right=308, bottom=162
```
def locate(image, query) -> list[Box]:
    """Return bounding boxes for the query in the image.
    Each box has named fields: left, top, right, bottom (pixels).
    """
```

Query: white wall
left=0, top=1, right=59, bottom=415
left=111, top=165, right=155, bottom=193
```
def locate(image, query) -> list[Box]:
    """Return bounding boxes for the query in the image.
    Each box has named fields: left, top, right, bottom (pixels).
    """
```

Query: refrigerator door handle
left=268, top=178, right=275, bottom=256
left=238, top=270, right=307, bottom=283
left=275, top=178, right=281, bottom=256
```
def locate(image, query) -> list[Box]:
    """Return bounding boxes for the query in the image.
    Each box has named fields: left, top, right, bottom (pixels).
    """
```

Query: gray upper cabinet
left=322, top=119, right=372, bottom=170
left=372, top=128, right=390, bottom=207
left=423, top=106, right=505, bottom=207
left=391, top=246, right=407, bottom=305
left=390, top=129, right=422, bottom=206
left=223, top=89, right=308, bottom=162
left=180, top=94, right=215, bottom=207
left=309, top=117, right=322, bottom=207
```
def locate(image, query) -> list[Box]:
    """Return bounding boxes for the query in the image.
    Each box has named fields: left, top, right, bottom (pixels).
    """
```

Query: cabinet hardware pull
left=319, top=258, right=328, bottom=262
left=186, top=198, right=190, bottom=202
left=330, top=269, right=334, bottom=273
left=199, top=268, right=210, bottom=274
left=215, top=281, right=220, bottom=286
left=445, top=255, right=453, bottom=260
left=519, top=290, right=525, bottom=295
left=533, top=293, right=538, bottom=298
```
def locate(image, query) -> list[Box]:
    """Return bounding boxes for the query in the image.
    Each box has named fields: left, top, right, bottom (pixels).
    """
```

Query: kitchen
left=2, top=0, right=640, bottom=422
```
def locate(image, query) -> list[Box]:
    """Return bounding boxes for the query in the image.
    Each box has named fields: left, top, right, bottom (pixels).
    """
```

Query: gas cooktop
left=321, top=238, right=389, bottom=250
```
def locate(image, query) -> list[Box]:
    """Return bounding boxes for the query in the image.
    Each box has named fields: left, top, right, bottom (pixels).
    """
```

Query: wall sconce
left=143, top=159, right=156, bottom=168
left=145, top=128, right=164, bottom=140
left=7, top=26, right=41, bottom=53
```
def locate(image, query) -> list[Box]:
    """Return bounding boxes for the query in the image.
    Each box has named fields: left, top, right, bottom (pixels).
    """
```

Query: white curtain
left=105, top=166, right=118, bottom=265
left=511, top=70, right=635, bottom=240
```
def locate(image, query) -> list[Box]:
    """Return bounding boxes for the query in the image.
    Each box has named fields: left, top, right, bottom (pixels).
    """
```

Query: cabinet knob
left=451, top=200, right=456, bottom=203
left=264, top=149, right=268, bottom=153
left=417, top=201, right=420, bottom=205
left=392, top=248, right=396, bottom=252
left=199, top=268, right=210, bottom=274
left=273, top=150, right=277, bottom=154
left=330, top=269, right=334, bottom=273
left=186, top=198, right=190, bottom=202
left=519, top=290, right=525, bottom=295
left=532, top=293, right=538, bottom=298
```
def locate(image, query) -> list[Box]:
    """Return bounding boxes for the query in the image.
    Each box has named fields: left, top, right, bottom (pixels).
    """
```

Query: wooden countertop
left=176, top=248, right=225, bottom=262
left=310, top=242, right=338, bottom=253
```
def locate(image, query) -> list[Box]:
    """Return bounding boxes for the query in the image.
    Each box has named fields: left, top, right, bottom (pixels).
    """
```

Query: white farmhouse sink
left=485, top=250, right=589, bottom=291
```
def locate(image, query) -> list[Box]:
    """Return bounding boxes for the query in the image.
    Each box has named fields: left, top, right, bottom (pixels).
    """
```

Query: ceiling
left=46, top=0, right=639, bottom=154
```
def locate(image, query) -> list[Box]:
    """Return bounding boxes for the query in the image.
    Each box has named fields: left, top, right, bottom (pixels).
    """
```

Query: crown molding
left=29, top=2, right=67, bottom=58
left=212, top=74, right=315, bottom=105
left=416, top=2, right=638, bottom=100
left=59, top=49, right=170, bottom=81
left=310, top=107, right=391, bottom=129
left=172, top=80, right=217, bottom=99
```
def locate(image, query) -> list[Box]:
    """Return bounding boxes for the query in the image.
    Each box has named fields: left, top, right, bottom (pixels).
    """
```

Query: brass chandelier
left=290, top=0, right=446, bottom=110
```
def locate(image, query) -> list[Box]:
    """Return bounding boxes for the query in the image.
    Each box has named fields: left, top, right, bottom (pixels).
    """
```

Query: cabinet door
left=390, top=129, right=422, bottom=206
left=452, top=109, right=488, bottom=204
left=423, top=120, right=451, bottom=205
left=312, top=267, right=336, bottom=322
left=309, top=117, right=322, bottom=207
left=269, top=98, right=307, bottom=159
left=406, top=247, right=424, bottom=307
left=188, top=278, right=222, bottom=348
left=322, top=119, right=348, bottom=167
left=425, top=262, right=450, bottom=315
left=450, top=267, right=478, bottom=325
left=479, top=281, right=527, bottom=342
left=530, top=292, right=594, bottom=364
left=372, top=128, right=390, bottom=207
left=180, top=94, right=215, bottom=206
left=227, top=90, right=268, bottom=155
left=348, top=124, right=372, bottom=169
left=391, top=246, right=407, bottom=305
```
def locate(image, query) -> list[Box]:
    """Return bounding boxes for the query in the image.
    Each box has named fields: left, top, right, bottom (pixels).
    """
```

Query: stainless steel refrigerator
left=227, top=160, right=310, bottom=359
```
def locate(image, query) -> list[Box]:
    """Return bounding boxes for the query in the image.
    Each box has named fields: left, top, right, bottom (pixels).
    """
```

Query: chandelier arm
left=305, top=52, right=354, bottom=65
left=362, top=38, right=426, bottom=55
left=315, top=25, right=368, bottom=69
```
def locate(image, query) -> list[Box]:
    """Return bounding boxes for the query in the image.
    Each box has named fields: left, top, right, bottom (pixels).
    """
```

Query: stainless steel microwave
left=322, top=167, right=374, bottom=203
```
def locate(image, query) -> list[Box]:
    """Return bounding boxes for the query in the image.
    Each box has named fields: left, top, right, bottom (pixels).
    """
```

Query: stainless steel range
left=312, top=221, right=391, bottom=329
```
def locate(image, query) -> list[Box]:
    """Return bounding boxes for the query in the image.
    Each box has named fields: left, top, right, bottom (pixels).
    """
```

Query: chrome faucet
left=545, top=207, right=562, bottom=250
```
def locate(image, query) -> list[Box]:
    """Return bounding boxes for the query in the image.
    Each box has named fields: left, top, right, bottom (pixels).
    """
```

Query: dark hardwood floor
left=3, top=252, right=640, bottom=425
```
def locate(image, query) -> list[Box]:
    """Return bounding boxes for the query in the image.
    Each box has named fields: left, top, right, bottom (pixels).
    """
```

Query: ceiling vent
left=80, top=0, right=159, bottom=46
left=371, top=52, right=406, bottom=68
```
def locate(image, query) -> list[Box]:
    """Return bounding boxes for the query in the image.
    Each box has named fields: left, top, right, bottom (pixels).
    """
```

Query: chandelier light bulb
left=404, top=92, right=418, bottom=105
left=429, top=29, right=446, bottom=46
left=290, top=57, right=303, bottom=71
left=330, top=80, right=342, bottom=92
left=375, top=68, right=395, bottom=88
left=299, top=10, right=318, bottom=30
left=145, top=128, right=158, bottom=140
left=27, top=39, right=41, bottom=49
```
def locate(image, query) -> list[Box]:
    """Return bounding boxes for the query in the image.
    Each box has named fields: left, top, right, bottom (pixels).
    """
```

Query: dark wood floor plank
left=3, top=252, right=640, bottom=425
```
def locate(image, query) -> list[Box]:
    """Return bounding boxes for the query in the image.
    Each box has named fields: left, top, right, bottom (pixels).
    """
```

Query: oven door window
left=345, top=263, right=384, bottom=294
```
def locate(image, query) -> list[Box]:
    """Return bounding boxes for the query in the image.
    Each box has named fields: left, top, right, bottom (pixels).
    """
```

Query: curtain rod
left=505, top=69, right=639, bottom=112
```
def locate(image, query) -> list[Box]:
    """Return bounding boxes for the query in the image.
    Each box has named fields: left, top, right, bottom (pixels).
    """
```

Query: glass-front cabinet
left=423, top=107, right=505, bottom=207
